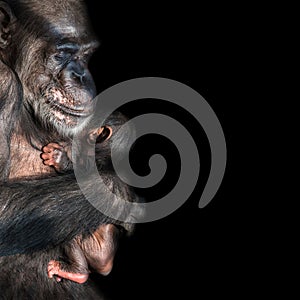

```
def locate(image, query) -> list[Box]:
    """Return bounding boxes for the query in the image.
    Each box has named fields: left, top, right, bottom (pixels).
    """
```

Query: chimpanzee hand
left=41, top=143, right=72, bottom=173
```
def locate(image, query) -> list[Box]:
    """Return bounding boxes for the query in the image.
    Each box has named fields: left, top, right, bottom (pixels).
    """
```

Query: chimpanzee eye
left=54, top=44, right=79, bottom=63
left=54, top=50, right=73, bottom=62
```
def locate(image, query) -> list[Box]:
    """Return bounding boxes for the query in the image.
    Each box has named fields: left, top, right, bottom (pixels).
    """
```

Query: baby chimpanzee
left=41, top=113, right=136, bottom=284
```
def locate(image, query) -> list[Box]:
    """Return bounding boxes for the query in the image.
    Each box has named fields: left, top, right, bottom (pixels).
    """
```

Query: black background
left=84, top=2, right=251, bottom=299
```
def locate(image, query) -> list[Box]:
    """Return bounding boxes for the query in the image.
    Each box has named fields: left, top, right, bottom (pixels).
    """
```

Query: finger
left=42, top=143, right=63, bottom=153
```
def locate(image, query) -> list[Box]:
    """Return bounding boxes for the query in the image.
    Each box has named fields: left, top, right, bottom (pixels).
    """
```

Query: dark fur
left=0, top=166, right=138, bottom=299
left=0, top=250, right=105, bottom=300
left=0, top=1, right=139, bottom=298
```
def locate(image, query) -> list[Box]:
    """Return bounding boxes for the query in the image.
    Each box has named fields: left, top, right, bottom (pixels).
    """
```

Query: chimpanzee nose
left=69, top=61, right=86, bottom=83
left=63, top=61, right=96, bottom=97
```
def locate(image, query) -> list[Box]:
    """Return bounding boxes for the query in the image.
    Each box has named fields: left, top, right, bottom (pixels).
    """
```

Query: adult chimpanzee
left=0, top=0, right=139, bottom=299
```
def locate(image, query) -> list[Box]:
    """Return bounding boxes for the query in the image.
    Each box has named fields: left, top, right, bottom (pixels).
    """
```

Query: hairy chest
left=8, top=134, right=55, bottom=180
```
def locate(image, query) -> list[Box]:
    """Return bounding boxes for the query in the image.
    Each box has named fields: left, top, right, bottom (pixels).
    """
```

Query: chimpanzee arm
left=0, top=173, right=138, bottom=257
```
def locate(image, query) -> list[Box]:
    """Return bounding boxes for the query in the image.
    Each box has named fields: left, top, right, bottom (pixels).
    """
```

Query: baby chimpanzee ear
left=0, top=1, right=16, bottom=49
left=88, top=126, right=113, bottom=145
left=96, top=126, right=113, bottom=143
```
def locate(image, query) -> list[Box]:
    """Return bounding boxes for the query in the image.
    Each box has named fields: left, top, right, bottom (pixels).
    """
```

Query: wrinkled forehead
left=27, top=0, right=96, bottom=42
left=48, top=15, right=95, bottom=41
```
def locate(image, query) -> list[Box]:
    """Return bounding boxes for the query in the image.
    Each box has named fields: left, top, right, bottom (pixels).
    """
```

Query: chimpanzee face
left=13, top=1, right=100, bottom=136
left=40, top=36, right=99, bottom=135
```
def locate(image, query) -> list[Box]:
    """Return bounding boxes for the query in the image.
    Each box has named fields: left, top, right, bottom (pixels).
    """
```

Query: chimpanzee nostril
left=67, top=60, right=86, bottom=83
left=71, top=69, right=86, bottom=84
left=71, top=70, right=85, bottom=81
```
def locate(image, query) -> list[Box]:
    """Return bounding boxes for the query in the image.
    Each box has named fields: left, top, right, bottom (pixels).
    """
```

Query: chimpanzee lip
left=52, top=103, right=93, bottom=118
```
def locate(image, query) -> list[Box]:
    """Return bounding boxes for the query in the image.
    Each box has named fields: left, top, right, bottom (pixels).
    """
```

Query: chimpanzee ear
left=0, top=1, right=16, bottom=49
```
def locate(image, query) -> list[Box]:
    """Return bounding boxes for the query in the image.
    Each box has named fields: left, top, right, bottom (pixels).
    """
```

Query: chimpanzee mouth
left=51, top=103, right=93, bottom=118
left=44, top=86, right=94, bottom=120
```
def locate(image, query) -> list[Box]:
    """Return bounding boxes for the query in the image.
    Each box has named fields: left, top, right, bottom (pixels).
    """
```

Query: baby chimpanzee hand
left=41, top=143, right=71, bottom=173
